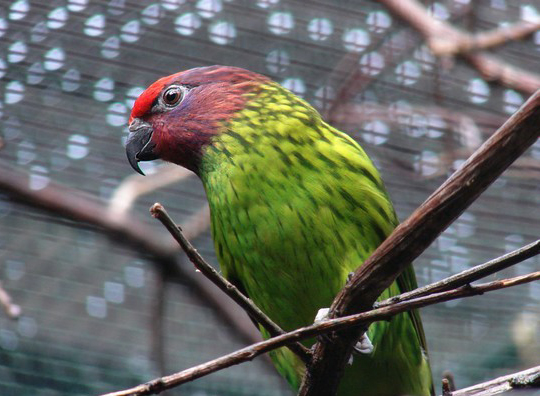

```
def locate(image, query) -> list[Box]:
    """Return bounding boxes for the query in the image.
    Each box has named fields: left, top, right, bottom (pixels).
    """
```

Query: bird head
left=125, top=65, right=270, bottom=175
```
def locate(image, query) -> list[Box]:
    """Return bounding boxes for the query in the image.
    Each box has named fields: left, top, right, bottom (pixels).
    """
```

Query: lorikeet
left=126, top=66, right=433, bottom=395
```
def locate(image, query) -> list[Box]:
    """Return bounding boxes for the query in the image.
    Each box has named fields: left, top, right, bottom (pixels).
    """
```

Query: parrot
left=125, top=65, right=434, bottom=395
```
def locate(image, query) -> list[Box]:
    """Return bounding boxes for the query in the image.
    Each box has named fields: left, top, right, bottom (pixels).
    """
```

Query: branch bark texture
left=450, top=365, right=540, bottom=395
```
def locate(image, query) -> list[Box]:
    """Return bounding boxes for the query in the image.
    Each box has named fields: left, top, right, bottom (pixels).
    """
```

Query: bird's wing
left=396, top=264, right=429, bottom=353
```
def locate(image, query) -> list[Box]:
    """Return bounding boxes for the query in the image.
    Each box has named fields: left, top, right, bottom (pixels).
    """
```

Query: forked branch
left=378, top=0, right=540, bottom=94
left=0, top=281, right=21, bottom=319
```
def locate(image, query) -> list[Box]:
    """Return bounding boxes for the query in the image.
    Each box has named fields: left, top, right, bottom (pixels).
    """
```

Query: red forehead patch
left=129, top=72, right=183, bottom=123
left=128, top=66, right=270, bottom=124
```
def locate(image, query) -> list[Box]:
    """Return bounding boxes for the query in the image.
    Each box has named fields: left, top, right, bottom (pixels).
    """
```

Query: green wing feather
left=201, top=81, right=433, bottom=395
left=397, top=264, right=429, bottom=352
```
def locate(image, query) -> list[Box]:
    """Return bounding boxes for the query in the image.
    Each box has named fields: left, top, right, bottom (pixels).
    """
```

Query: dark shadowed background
left=0, top=0, right=539, bottom=395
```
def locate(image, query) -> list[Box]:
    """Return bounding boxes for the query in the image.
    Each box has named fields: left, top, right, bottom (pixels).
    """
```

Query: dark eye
left=162, top=86, right=184, bottom=106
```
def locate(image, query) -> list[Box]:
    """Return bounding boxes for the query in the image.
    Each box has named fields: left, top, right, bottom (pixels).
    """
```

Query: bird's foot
left=314, top=308, right=330, bottom=324
left=354, top=332, right=374, bottom=354
left=314, top=308, right=374, bottom=365
left=314, top=308, right=333, bottom=343
left=348, top=333, right=374, bottom=364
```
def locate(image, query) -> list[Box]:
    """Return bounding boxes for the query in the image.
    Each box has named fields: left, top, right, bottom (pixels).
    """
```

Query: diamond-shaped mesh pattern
left=0, top=0, right=539, bottom=395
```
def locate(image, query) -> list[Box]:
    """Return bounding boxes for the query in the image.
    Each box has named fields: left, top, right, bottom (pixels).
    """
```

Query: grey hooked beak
left=126, top=118, right=159, bottom=175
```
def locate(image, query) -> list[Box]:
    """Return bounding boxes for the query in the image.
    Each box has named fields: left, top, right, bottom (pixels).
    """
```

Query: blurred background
left=0, top=0, right=539, bottom=395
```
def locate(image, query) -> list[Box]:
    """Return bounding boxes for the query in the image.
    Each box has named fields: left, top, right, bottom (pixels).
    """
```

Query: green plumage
left=199, top=82, right=433, bottom=395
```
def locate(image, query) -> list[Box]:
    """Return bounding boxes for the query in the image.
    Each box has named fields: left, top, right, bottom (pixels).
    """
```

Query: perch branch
left=150, top=203, right=311, bottom=363
left=299, top=90, right=540, bottom=394
left=101, top=271, right=540, bottom=396
left=449, top=365, right=540, bottom=395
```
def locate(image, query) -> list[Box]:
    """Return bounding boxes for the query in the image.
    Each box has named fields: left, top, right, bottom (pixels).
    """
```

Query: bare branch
left=0, top=280, right=21, bottom=319
left=100, top=271, right=540, bottom=396
left=466, top=21, right=540, bottom=53
left=449, top=365, right=540, bottom=396
left=378, top=239, right=540, bottom=307
left=149, top=203, right=311, bottom=364
left=378, top=0, right=540, bottom=94
left=465, top=52, right=540, bottom=95
left=108, top=164, right=195, bottom=222
left=378, top=0, right=540, bottom=55
left=299, top=90, right=540, bottom=394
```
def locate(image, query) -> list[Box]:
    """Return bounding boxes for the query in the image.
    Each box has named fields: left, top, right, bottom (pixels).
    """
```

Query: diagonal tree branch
left=299, top=89, right=540, bottom=395
left=100, top=271, right=540, bottom=396
left=150, top=203, right=311, bottom=363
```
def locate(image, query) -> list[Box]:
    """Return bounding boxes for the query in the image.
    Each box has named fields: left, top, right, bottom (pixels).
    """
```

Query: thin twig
left=149, top=203, right=311, bottom=364
left=466, top=21, right=540, bottom=53
left=0, top=281, right=21, bottom=319
left=378, top=0, right=540, bottom=55
left=465, top=52, right=540, bottom=94
left=378, top=239, right=540, bottom=307
left=101, top=271, right=540, bottom=396
left=108, top=164, right=196, bottom=222
left=150, top=269, right=167, bottom=376
left=300, top=89, right=540, bottom=394
left=449, top=365, right=540, bottom=395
